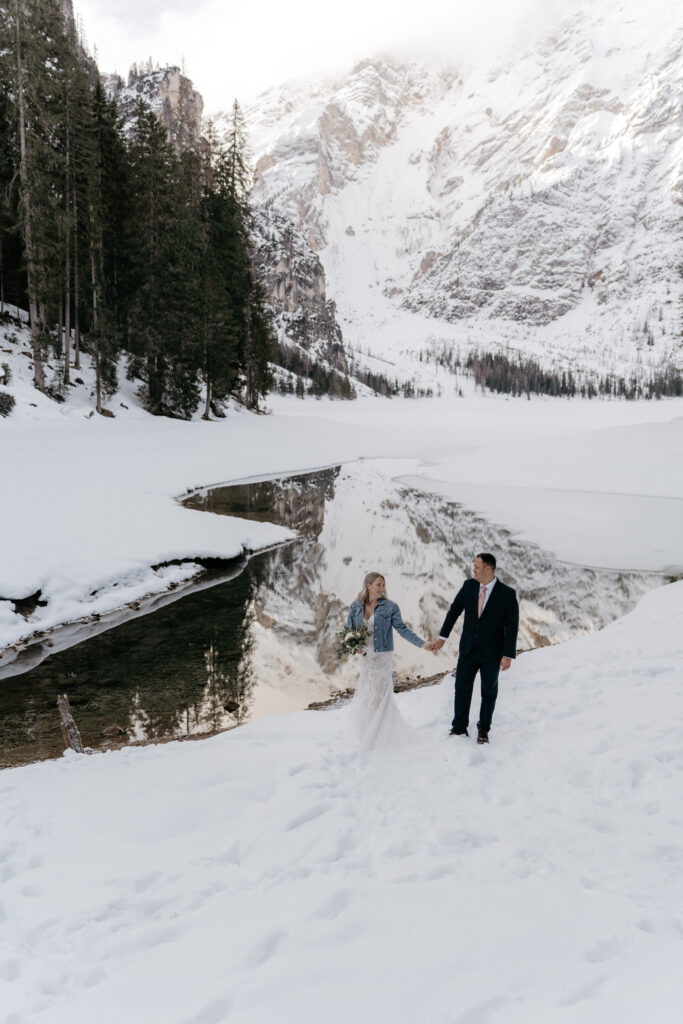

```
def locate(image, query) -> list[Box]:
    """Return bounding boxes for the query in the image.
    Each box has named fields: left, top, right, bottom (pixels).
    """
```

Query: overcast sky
left=77, top=0, right=582, bottom=113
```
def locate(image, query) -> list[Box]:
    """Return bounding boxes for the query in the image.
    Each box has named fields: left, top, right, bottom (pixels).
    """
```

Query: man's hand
left=424, top=638, right=445, bottom=654
left=500, top=657, right=512, bottom=671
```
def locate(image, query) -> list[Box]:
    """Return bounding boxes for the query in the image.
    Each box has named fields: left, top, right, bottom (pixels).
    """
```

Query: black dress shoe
left=449, top=728, right=469, bottom=736
left=477, top=727, right=489, bottom=744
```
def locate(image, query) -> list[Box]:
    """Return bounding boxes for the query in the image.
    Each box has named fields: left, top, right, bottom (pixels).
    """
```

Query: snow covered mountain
left=245, top=0, right=683, bottom=379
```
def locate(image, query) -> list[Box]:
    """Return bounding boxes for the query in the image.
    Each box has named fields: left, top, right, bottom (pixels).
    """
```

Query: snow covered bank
left=2, top=581, right=682, bottom=1023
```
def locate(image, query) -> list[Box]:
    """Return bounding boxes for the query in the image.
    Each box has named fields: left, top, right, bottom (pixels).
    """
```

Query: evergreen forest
left=0, top=0, right=273, bottom=418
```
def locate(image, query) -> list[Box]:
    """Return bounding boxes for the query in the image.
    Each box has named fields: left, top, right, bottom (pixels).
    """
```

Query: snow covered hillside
left=2, top=580, right=682, bottom=1023
left=245, top=0, right=683, bottom=378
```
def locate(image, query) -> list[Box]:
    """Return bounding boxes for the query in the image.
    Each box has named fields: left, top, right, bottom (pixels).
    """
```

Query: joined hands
left=423, top=638, right=445, bottom=654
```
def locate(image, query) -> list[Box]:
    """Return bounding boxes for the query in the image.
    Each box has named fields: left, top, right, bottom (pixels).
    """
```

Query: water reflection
left=184, top=468, right=339, bottom=539
left=0, top=561, right=257, bottom=766
left=0, top=470, right=341, bottom=768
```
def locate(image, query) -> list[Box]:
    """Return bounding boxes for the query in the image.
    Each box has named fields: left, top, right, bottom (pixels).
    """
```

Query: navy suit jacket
left=440, top=578, right=519, bottom=662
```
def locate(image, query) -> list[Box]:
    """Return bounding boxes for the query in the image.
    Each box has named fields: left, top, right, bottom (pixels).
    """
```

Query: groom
left=429, top=553, right=519, bottom=744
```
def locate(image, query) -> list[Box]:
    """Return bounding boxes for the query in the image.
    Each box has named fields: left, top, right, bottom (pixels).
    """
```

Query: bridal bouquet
left=334, top=624, right=370, bottom=659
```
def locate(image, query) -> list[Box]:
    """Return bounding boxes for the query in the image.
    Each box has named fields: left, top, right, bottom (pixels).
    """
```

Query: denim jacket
left=346, top=597, right=424, bottom=653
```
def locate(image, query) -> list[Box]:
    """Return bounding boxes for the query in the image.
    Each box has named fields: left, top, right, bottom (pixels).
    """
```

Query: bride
left=345, top=572, right=428, bottom=752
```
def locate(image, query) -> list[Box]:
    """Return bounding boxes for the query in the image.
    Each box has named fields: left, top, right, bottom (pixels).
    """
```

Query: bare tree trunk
left=57, top=694, right=85, bottom=754
left=58, top=292, right=62, bottom=358
left=202, top=310, right=211, bottom=419
left=14, top=0, right=45, bottom=392
left=244, top=294, right=258, bottom=411
left=90, top=245, right=102, bottom=414
left=64, top=249, right=71, bottom=383
left=202, top=375, right=211, bottom=420
left=63, top=91, right=71, bottom=385
left=73, top=186, right=80, bottom=369
left=94, top=350, right=101, bottom=412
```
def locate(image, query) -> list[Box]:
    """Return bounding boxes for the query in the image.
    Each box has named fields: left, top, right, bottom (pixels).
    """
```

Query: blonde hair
left=358, top=572, right=386, bottom=605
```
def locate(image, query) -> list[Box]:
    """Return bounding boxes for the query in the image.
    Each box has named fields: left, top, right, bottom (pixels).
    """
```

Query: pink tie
left=478, top=586, right=486, bottom=618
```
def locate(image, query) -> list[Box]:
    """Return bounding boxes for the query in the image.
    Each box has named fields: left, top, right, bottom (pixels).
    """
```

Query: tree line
left=421, top=343, right=683, bottom=400
left=0, top=0, right=273, bottom=418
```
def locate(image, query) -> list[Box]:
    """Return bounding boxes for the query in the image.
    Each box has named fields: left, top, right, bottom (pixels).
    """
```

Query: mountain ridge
left=245, top=1, right=682, bottom=379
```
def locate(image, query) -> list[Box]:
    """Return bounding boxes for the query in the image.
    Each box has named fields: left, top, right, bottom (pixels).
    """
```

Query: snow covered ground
left=2, top=580, right=682, bottom=1023
left=3, top=316, right=683, bottom=1020
left=1, top=316, right=682, bottom=658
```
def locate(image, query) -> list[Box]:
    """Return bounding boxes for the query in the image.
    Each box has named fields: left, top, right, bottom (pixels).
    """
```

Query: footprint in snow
left=310, top=889, right=350, bottom=921
left=452, top=995, right=509, bottom=1022
left=285, top=803, right=328, bottom=831
left=185, top=998, right=232, bottom=1024
left=134, top=870, right=162, bottom=893
left=38, top=971, right=72, bottom=996
left=558, top=976, right=606, bottom=1006
left=0, top=958, right=20, bottom=981
left=583, top=937, right=622, bottom=963
left=246, top=928, right=286, bottom=969
left=82, top=967, right=106, bottom=989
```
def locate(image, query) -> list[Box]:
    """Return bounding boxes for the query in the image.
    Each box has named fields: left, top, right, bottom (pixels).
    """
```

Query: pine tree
left=2, top=0, right=70, bottom=390
left=198, top=126, right=248, bottom=418
left=243, top=278, right=274, bottom=410
left=125, top=102, right=202, bottom=418
left=86, top=79, right=126, bottom=410
left=126, top=102, right=178, bottom=413
left=220, top=100, right=274, bottom=410
left=224, top=99, right=250, bottom=207
left=0, top=55, right=21, bottom=314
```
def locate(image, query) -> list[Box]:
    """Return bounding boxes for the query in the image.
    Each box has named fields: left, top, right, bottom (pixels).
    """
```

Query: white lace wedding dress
left=345, top=613, right=416, bottom=752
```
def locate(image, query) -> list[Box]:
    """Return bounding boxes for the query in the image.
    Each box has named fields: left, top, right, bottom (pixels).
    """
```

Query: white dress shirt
left=478, top=576, right=497, bottom=611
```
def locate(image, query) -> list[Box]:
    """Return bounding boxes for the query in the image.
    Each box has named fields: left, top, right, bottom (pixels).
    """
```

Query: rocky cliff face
left=252, top=207, right=347, bottom=374
left=245, top=0, right=683, bottom=378
left=105, top=66, right=205, bottom=156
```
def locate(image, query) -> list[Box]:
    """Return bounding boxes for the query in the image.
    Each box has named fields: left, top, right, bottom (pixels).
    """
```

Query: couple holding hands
left=344, top=553, right=519, bottom=751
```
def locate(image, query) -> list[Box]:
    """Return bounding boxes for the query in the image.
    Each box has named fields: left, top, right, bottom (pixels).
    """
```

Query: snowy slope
left=2, top=580, right=682, bottom=1023
left=245, top=0, right=683, bottom=378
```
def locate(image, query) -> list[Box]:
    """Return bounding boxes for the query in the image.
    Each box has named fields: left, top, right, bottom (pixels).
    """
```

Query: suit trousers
left=451, top=650, right=500, bottom=734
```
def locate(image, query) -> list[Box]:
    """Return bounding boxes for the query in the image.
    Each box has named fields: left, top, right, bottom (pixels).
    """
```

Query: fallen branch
left=57, top=694, right=85, bottom=754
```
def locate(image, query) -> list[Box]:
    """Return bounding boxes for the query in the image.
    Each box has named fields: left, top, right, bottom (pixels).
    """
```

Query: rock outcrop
left=104, top=65, right=205, bottom=156
left=252, top=208, right=347, bottom=374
